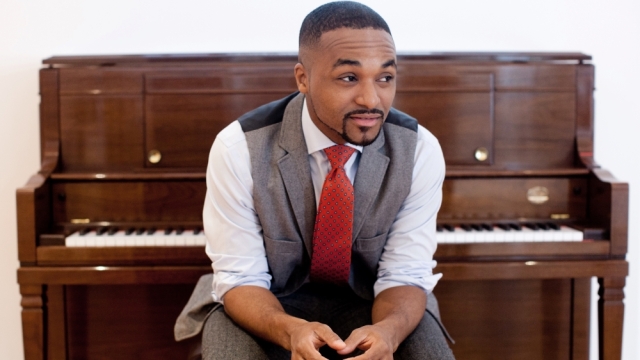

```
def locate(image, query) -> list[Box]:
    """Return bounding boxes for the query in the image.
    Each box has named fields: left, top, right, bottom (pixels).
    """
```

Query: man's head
left=294, top=1, right=397, bottom=146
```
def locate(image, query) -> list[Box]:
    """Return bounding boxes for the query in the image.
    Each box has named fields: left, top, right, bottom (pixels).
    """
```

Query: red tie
left=310, top=145, right=357, bottom=284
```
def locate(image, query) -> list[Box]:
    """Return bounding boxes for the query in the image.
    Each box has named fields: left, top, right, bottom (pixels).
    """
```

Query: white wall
left=1, top=1, right=638, bottom=359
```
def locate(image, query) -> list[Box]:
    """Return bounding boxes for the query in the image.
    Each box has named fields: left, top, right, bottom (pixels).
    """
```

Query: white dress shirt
left=203, top=99, right=445, bottom=303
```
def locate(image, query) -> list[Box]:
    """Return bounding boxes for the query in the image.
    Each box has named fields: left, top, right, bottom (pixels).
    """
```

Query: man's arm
left=338, top=285, right=426, bottom=359
left=224, top=285, right=348, bottom=360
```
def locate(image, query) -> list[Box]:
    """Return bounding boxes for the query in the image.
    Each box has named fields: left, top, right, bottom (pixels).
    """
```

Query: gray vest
left=239, top=92, right=418, bottom=300
left=174, top=93, right=452, bottom=343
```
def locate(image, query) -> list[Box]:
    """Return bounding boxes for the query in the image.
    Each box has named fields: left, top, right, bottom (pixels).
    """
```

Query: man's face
left=294, top=28, right=397, bottom=146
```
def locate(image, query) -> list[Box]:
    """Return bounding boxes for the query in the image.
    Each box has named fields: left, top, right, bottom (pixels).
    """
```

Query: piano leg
left=20, top=284, right=45, bottom=360
left=598, top=277, right=625, bottom=360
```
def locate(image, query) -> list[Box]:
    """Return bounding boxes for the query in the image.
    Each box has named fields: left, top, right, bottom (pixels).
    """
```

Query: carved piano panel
left=16, top=53, right=628, bottom=360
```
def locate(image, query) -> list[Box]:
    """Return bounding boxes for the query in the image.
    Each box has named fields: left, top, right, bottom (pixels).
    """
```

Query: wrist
left=371, top=321, right=400, bottom=352
left=280, top=316, right=309, bottom=350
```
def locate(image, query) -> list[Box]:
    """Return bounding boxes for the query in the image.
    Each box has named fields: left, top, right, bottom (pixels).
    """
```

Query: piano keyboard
left=64, top=223, right=582, bottom=247
left=436, top=223, right=583, bottom=244
left=65, top=228, right=206, bottom=247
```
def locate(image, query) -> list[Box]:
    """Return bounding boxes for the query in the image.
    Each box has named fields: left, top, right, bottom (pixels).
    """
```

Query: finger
left=338, top=330, right=369, bottom=355
left=296, top=345, right=330, bottom=360
left=315, top=324, right=346, bottom=351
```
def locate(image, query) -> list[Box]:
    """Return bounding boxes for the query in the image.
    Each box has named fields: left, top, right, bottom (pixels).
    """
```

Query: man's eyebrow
left=332, top=58, right=397, bottom=69
left=382, top=59, right=397, bottom=69
left=333, top=58, right=361, bottom=68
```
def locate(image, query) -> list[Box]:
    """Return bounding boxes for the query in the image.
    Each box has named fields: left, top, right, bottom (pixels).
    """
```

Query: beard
left=339, top=108, right=385, bottom=146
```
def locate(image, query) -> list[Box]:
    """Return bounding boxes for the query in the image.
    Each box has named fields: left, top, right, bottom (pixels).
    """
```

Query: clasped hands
left=288, top=320, right=396, bottom=360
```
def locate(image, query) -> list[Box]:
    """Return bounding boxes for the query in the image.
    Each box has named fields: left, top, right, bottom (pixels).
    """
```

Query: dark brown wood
left=439, top=177, right=588, bottom=221
left=59, top=95, right=144, bottom=171
left=46, top=285, right=67, bottom=360
left=435, top=260, right=628, bottom=280
left=36, top=246, right=210, bottom=266
left=572, top=278, right=591, bottom=360
left=18, top=52, right=629, bottom=360
left=18, top=266, right=211, bottom=285
left=435, top=241, right=610, bottom=262
left=598, top=277, right=626, bottom=360
left=589, top=169, right=629, bottom=256
left=576, top=65, right=596, bottom=168
left=435, top=279, right=573, bottom=359
left=16, top=174, right=50, bottom=264
left=20, top=284, right=45, bottom=360
left=39, top=69, right=60, bottom=173
left=42, top=52, right=592, bottom=67
left=51, top=181, right=206, bottom=225
left=65, top=284, right=194, bottom=360
left=145, top=93, right=290, bottom=168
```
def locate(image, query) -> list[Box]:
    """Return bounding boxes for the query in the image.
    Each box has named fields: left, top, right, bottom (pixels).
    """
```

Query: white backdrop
left=1, top=1, right=638, bottom=359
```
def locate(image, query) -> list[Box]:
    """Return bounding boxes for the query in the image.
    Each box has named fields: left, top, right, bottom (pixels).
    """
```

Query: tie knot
left=324, top=145, right=356, bottom=169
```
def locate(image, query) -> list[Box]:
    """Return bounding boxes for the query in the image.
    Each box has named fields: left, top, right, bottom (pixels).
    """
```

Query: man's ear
left=294, top=63, right=309, bottom=94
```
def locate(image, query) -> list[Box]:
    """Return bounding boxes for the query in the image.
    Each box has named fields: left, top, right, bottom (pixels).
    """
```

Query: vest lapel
left=277, top=93, right=316, bottom=257
left=353, top=130, right=389, bottom=240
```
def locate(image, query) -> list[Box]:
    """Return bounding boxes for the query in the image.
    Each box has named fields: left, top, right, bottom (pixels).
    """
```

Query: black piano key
left=165, top=228, right=174, bottom=235
left=443, top=224, right=455, bottom=232
left=460, top=224, right=473, bottom=232
left=509, top=223, right=522, bottom=230
left=97, top=227, right=108, bottom=235
left=147, top=227, right=157, bottom=235
left=470, top=224, right=482, bottom=231
left=481, top=223, right=493, bottom=231
left=524, top=223, right=539, bottom=230
left=79, top=228, right=91, bottom=236
left=193, top=228, right=203, bottom=235
left=125, top=227, right=135, bottom=235
left=436, top=225, right=443, bottom=232
left=538, top=223, right=550, bottom=230
left=107, top=227, right=118, bottom=235
left=136, top=228, right=146, bottom=235
left=497, top=224, right=511, bottom=231
left=547, top=222, right=560, bottom=230
left=176, top=227, right=184, bottom=235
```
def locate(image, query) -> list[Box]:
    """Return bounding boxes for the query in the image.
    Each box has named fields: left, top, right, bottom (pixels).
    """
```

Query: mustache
left=343, top=109, right=385, bottom=120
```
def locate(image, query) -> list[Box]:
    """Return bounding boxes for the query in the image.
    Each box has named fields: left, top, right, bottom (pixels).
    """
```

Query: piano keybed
left=436, top=222, right=584, bottom=243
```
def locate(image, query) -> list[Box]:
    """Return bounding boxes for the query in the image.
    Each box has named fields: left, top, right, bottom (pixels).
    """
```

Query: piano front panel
left=145, top=93, right=291, bottom=168
left=394, top=91, right=494, bottom=166
left=59, top=95, right=145, bottom=171
left=52, top=181, right=206, bottom=225
left=440, top=177, right=588, bottom=221
left=495, top=92, right=577, bottom=169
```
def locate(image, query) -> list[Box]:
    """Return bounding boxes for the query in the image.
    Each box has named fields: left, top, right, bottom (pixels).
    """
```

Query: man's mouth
left=344, top=109, right=384, bottom=128
left=349, top=114, right=381, bottom=128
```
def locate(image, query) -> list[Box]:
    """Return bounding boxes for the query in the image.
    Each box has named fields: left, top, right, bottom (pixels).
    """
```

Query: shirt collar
left=301, top=97, right=363, bottom=155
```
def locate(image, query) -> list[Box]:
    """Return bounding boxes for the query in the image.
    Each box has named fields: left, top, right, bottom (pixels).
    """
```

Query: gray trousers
left=202, top=284, right=455, bottom=360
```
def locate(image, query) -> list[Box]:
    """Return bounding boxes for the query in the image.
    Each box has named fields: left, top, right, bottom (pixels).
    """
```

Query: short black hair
left=299, top=1, right=391, bottom=49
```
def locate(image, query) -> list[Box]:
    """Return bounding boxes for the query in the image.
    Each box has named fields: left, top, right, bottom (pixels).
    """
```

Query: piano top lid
left=42, top=52, right=592, bottom=67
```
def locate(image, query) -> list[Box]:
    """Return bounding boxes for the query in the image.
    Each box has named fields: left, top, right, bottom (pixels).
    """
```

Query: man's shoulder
left=238, top=92, right=300, bottom=133
left=385, top=108, right=418, bottom=133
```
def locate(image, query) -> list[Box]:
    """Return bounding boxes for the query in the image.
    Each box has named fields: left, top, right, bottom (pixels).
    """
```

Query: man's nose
left=355, top=81, right=380, bottom=109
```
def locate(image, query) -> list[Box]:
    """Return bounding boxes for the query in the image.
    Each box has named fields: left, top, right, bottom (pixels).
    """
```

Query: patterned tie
left=310, top=145, right=357, bottom=284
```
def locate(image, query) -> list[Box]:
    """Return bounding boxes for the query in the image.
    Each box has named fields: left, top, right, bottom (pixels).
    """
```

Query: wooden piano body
left=16, top=53, right=628, bottom=359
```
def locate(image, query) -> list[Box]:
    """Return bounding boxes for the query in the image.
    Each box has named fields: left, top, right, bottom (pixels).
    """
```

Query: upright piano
left=16, top=53, right=629, bottom=360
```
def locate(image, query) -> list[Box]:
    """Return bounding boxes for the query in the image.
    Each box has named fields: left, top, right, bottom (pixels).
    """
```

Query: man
left=175, top=2, right=454, bottom=359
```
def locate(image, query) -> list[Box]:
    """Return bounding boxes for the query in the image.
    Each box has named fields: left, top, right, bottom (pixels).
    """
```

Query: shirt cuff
left=373, top=260, right=443, bottom=297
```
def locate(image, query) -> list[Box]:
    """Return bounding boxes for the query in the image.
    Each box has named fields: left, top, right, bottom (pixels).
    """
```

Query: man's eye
left=379, top=75, right=394, bottom=82
left=340, top=76, right=357, bottom=82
